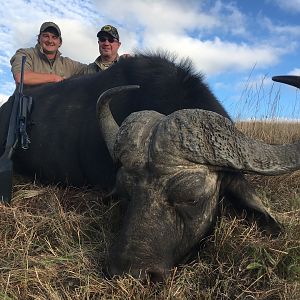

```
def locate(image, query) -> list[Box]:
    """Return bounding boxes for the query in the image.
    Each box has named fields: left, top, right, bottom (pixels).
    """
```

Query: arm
left=11, top=48, right=65, bottom=85
left=13, top=71, right=64, bottom=85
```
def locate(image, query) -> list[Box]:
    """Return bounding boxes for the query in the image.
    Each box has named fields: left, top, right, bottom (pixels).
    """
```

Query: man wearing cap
left=10, top=21, right=87, bottom=85
left=86, top=25, right=126, bottom=73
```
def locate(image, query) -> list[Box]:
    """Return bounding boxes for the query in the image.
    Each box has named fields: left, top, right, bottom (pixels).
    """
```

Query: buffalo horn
left=272, top=75, right=300, bottom=89
left=153, top=109, right=300, bottom=175
left=96, top=85, right=140, bottom=159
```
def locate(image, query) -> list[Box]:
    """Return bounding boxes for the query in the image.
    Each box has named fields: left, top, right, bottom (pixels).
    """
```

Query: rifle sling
left=3, top=93, right=20, bottom=158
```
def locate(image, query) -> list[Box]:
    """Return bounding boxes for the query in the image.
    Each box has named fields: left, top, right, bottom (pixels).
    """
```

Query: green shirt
left=85, top=55, right=119, bottom=74
left=10, top=44, right=87, bottom=78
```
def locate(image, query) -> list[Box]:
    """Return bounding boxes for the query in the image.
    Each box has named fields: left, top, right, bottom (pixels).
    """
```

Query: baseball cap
left=39, top=21, right=61, bottom=37
left=97, top=25, right=119, bottom=40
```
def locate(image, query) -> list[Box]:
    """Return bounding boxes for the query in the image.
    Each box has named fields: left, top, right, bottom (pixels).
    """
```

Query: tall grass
left=0, top=81, right=299, bottom=299
left=233, top=68, right=300, bottom=122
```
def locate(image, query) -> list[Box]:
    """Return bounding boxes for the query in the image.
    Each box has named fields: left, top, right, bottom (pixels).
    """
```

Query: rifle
left=0, top=55, right=32, bottom=203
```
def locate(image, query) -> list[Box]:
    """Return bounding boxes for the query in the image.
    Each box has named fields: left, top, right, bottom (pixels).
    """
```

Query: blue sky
left=0, top=0, right=299, bottom=120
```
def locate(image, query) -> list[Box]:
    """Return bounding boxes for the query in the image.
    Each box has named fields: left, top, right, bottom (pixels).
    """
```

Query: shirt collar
left=94, top=54, right=119, bottom=68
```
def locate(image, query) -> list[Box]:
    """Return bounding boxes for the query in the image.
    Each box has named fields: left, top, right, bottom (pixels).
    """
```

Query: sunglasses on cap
left=98, top=36, right=118, bottom=43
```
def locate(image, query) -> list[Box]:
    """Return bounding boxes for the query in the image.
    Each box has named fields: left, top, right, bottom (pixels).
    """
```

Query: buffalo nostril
left=146, top=270, right=165, bottom=283
left=102, top=267, right=112, bottom=280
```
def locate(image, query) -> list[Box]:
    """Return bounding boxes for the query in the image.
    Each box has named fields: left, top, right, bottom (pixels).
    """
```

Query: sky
left=0, top=0, right=299, bottom=120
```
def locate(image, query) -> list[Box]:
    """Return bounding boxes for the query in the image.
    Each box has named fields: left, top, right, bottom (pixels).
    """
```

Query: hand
left=52, top=74, right=65, bottom=82
left=120, top=54, right=131, bottom=59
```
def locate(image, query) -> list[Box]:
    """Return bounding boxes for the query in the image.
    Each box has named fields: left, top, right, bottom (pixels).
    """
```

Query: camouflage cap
left=40, top=21, right=61, bottom=37
left=97, top=25, right=119, bottom=40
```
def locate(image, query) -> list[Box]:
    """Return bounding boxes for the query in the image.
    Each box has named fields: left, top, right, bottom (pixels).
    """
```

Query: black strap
left=2, top=93, right=19, bottom=159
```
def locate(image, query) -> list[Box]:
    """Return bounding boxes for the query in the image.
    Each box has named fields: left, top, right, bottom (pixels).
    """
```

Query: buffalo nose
left=129, top=268, right=168, bottom=283
left=107, top=264, right=168, bottom=283
left=146, top=269, right=166, bottom=283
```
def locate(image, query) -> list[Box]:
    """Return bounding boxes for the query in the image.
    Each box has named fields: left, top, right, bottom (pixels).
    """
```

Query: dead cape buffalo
left=97, top=85, right=300, bottom=281
left=0, top=53, right=230, bottom=188
left=0, top=53, right=298, bottom=281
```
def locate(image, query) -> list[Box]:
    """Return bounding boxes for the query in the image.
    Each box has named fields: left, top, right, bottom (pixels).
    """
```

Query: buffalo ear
left=221, top=174, right=282, bottom=236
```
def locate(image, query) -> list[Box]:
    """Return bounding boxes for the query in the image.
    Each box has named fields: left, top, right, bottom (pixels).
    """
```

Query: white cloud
left=89, top=0, right=296, bottom=76
left=94, top=0, right=218, bottom=34
left=289, top=68, right=300, bottom=76
left=0, top=0, right=101, bottom=63
left=261, top=16, right=300, bottom=37
left=0, top=0, right=297, bottom=76
left=143, top=34, right=284, bottom=75
left=57, top=19, right=98, bottom=63
left=93, top=0, right=250, bottom=39
left=208, top=0, right=249, bottom=37
left=0, top=93, right=10, bottom=106
left=273, top=0, right=300, bottom=13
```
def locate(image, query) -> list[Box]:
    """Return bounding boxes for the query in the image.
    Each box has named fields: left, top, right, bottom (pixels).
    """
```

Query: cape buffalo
left=0, top=54, right=298, bottom=281
left=0, top=53, right=230, bottom=188
left=97, top=85, right=299, bottom=282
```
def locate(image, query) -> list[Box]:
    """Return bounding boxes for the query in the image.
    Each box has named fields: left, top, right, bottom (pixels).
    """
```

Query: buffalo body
left=0, top=53, right=229, bottom=188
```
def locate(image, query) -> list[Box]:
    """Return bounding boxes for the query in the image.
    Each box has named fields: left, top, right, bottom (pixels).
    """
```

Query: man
left=10, top=22, right=87, bottom=85
left=86, top=25, right=126, bottom=73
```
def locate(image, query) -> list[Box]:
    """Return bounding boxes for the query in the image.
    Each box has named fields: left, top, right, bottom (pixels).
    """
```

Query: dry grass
left=0, top=121, right=299, bottom=300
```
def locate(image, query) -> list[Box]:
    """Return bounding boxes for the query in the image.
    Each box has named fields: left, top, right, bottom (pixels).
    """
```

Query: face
left=107, top=166, right=221, bottom=282
left=38, top=31, right=61, bottom=55
left=98, top=34, right=120, bottom=60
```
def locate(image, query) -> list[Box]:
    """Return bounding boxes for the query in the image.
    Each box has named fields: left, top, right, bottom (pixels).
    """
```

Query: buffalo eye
left=166, top=171, right=210, bottom=207
left=168, top=188, right=199, bottom=206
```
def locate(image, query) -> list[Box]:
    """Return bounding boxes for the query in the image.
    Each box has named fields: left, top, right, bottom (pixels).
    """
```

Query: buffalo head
left=96, top=86, right=300, bottom=282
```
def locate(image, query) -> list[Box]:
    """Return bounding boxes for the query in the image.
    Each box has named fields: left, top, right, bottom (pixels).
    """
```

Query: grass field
left=0, top=121, right=299, bottom=300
